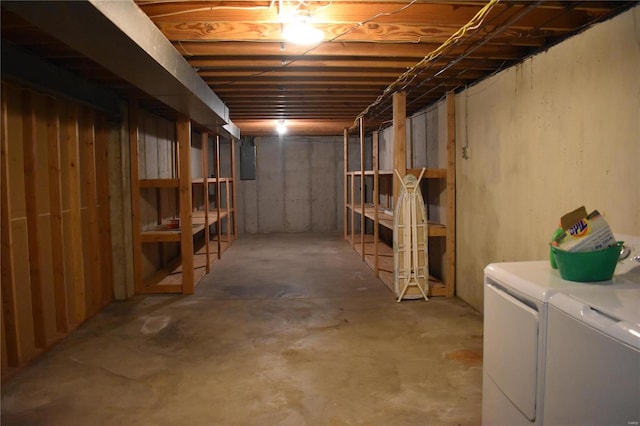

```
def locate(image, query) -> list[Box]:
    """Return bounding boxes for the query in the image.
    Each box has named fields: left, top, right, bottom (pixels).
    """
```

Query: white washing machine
left=482, top=234, right=640, bottom=425
left=543, top=283, right=640, bottom=425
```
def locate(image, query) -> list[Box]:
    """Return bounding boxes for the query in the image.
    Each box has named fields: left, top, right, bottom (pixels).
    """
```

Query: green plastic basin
left=550, top=242, right=622, bottom=282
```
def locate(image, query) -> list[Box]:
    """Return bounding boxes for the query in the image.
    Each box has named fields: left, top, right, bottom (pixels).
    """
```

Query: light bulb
left=282, top=22, right=324, bottom=45
left=276, top=120, right=287, bottom=135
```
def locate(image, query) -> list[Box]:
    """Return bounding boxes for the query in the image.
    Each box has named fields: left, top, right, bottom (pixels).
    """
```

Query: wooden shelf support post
left=393, top=91, right=407, bottom=207
left=343, top=128, right=349, bottom=242
left=201, top=132, right=211, bottom=273
left=177, top=117, right=194, bottom=294
left=373, top=130, right=380, bottom=277
left=359, top=116, right=365, bottom=260
left=446, top=91, right=456, bottom=297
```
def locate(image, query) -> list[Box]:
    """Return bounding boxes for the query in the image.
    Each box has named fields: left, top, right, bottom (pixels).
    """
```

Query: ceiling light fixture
left=282, top=20, right=324, bottom=45
left=276, top=120, right=287, bottom=135
left=278, top=0, right=323, bottom=45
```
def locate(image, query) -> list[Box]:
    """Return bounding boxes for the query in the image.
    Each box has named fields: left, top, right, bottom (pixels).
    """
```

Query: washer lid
left=549, top=284, right=640, bottom=349
left=484, top=261, right=607, bottom=303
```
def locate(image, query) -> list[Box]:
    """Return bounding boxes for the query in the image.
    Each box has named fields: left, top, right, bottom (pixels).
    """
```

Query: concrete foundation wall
left=237, top=135, right=343, bottom=234
left=455, top=6, right=640, bottom=311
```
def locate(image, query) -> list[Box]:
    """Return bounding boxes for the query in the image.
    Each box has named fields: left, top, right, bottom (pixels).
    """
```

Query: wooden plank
left=230, top=137, right=237, bottom=240
left=372, top=130, right=379, bottom=278
left=392, top=91, right=407, bottom=207
left=46, top=98, right=68, bottom=333
left=343, top=128, right=348, bottom=242
left=407, top=168, right=447, bottom=179
left=65, top=103, right=87, bottom=324
left=11, top=219, right=37, bottom=359
left=33, top=94, right=58, bottom=344
left=225, top=179, right=231, bottom=247
left=215, top=134, right=222, bottom=259
left=21, top=90, right=46, bottom=349
left=139, top=178, right=179, bottom=188
left=79, top=107, right=102, bottom=315
left=94, top=112, right=113, bottom=306
left=445, top=91, right=456, bottom=297
left=359, top=117, right=365, bottom=261
left=201, top=132, right=210, bottom=273
left=128, top=101, right=144, bottom=294
left=1, top=83, right=21, bottom=366
left=177, top=117, right=194, bottom=294
left=350, top=161, right=355, bottom=249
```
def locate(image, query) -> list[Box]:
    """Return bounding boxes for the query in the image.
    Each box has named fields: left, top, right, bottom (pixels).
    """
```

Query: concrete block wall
left=454, top=6, right=640, bottom=311
left=237, top=135, right=344, bottom=234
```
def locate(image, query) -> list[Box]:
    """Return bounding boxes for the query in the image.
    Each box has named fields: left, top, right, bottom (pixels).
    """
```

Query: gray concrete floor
left=1, top=233, right=483, bottom=426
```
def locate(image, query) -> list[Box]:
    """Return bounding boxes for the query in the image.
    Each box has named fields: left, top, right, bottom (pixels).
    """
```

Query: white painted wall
left=455, top=6, right=640, bottom=311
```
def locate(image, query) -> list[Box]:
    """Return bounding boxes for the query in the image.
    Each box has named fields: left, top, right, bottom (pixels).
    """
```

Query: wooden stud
left=215, top=134, right=222, bottom=259
left=359, top=117, right=365, bottom=261
left=21, top=90, right=46, bottom=348
left=94, top=112, right=113, bottom=306
left=446, top=91, right=456, bottom=297
left=46, top=97, right=69, bottom=332
left=373, top=130, right=379, bottom=278
left=343, top=128, right=348, bottom=241
left=79, top=107, right=102, bottom=315
left=1, top=83, right=22, bottom=366
left=393, top=91, right=407, bottom=208
left=201, top=132, right=210, bottom=272
left=65, top=103, right=87, bottom=324
left=177, top=117, right=194, bottom=294
left=230, top=137, right=238, bottom=240
left=128, top=101, right=144, bottom=294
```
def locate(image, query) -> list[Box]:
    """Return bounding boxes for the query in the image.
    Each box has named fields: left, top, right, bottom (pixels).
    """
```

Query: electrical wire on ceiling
left=364, top=0, right=542, bottom=127
left=213, top=0, right=419, bottom=86
left=349, top=0, right=500, bottom=131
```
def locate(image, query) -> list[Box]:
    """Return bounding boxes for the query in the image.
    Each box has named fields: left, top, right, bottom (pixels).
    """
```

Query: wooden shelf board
left=192, top=210, right=228, bottom=226
left=139, top=178, right=179, bottom=188
left=407, top=168, right=447, bottom=179
left=141, top=223, right=205, bottom=243
left=428, top=222, right=447, bottom=236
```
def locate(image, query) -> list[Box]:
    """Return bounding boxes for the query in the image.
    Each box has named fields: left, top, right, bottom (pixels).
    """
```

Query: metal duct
left=4, top=0, right=238, bottom=136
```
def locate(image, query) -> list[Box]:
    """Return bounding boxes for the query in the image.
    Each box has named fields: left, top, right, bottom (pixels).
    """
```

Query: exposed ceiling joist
left=2, top=0, right=636, bottom=135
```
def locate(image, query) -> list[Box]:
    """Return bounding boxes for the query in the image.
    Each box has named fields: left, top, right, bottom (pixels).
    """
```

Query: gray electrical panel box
left=240, top=143, right=256, bottom=180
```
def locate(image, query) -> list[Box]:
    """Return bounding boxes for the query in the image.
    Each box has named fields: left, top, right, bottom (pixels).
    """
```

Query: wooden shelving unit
left=130, top=107, right=236, bottom=295
left=344, top=91, right=456, bottom=298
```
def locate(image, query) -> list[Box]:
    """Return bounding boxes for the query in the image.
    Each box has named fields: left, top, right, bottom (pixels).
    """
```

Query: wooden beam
left=128, top=101, right=144, bottom=294
left=142, top=2, right=602, bottom=31
left=350, top=151, right=355, bottom=249
left=201, top=132, right=210, bottom=273
left=177, top=117, right=194, bottom=294
left=359, top=116, right=365, bottom=261
left=46, top=97, right=69, bottom=333
left=79, top=107, right=102, bottom=315
left=21, top=90, right=46, bottom=348
left=372, top=130, right=379, bottom=278
left=230, top=137, right=238, bottom=240
left=215, top=134, right=222, bottom=259
left=173, top=41, right=528, bottom=61
left=156, top=21, right=545, bottom=47
left=94, top=112, right=113, bottom=307
left=393, top=91, right=407, bottom=207
left=343, top=128, right=348, bottom=241
left=65, top=103, right=87, bottom=324
left=1, top=83, right=21, bottom=366
left=446, top=91, right=456, bottom=297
